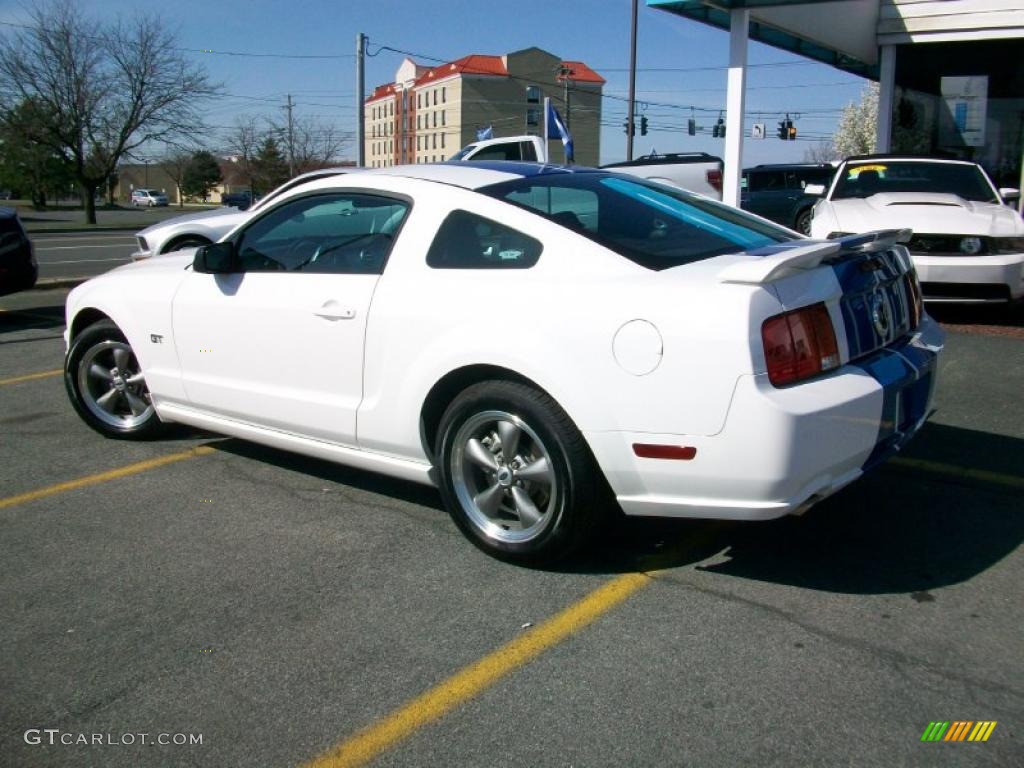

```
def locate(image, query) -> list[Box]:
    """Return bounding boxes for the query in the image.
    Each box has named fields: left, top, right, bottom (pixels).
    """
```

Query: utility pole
left=558, top=65, right=574, bottom=130
left=626, top=0, right=638, bottom=161
left=356, top=32, right=366, bottom=168
left=286, top=94, right=295, bottom=177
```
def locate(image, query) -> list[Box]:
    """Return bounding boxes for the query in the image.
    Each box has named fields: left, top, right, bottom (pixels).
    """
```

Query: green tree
left=181, top=151, right=222, bottom=202
left=253, top=137, right=289, bottom=192
left=0, top=1, right=218, bottom=224
left=0, top=99, right=74, bottom=207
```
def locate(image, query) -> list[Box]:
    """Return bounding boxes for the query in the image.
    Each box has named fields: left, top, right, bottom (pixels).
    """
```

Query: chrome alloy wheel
left=76, top=340, right=154, bottom=429
left=450, top=410, right=559, bottom=544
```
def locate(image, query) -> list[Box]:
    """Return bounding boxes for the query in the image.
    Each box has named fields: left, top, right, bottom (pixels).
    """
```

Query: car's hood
left=829, top=193, right=1024, bottom=236
left=137, top=206, right=243, bottom=237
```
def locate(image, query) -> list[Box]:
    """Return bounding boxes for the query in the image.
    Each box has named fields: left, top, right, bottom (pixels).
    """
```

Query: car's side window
left=426, top=210, right=542, bottom=269
left=235, top=193, right=409, bottom=274
left=749, top=171, right=785, bottom=192
left=504, top=186, right=599, bottom=232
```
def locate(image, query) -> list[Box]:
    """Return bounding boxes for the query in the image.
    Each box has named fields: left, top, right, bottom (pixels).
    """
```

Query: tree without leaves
left=160, top=149, right=195, bottom=208
left=0, top=1, right=219, bottom=223
left=224, top=117, right=262, bottom=195
left=181, top=151, right=222, bottom=202
left=268, top=115, right=349, bottom=174
left=803, top=140, right=840, bottom=164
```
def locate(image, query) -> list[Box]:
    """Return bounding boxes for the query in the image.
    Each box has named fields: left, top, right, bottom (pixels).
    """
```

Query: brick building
left=365, top=47, right=604, bottom=168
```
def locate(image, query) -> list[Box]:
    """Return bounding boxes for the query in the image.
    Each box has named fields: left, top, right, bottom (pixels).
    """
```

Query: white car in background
left=130, top=167, right=351, bottom=260
left=809, top=156, right=1024, bottom=302
left=65, top=163, right=941, bottom=563
left=130, top=189, right=168, bottom=207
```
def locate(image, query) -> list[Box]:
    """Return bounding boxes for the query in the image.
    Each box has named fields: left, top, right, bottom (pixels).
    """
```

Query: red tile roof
left=415, top=54, right=508, bottom=86
left=558, top=61, right=606, bottom=85
left=365, top=53, right=604, bottom=102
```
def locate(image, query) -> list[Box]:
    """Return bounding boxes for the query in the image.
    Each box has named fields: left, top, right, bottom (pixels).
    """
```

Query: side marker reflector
left=633, top=444, right=697, bottom=460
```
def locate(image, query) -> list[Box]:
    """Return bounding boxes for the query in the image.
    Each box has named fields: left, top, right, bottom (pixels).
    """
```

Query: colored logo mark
left=921, top=721, right=997, bottom=742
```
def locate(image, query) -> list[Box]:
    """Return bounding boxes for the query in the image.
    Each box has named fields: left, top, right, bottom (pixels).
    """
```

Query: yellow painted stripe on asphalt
left=981, top=721, right=997, bottom=741
left=890, top=457, right=1024, bottom=490
left=0, top=368, right=63, bottom=386
left=0, top=446, right=215, bottom=510
left=305, top=522, right=725, bottom=768
left=304, top=571, right=650, bottom=768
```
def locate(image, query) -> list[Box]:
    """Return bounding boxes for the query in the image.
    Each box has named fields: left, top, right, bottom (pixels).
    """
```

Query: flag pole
left=543, top=96, right=551, bottom=164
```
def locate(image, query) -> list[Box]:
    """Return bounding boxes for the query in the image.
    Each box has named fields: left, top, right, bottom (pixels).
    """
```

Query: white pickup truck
left=450, top=135, right=723, bottom=199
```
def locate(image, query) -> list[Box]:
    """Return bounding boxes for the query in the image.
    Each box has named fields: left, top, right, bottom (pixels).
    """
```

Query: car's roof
left=747, top=163, right=833, bottom=171
left=363, top=162, right=604, bottom=191
left=843, top=154, right=977, bottom=166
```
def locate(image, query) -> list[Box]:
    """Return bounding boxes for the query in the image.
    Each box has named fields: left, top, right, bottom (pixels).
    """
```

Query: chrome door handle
left=313, top=301, right=356, bottom=320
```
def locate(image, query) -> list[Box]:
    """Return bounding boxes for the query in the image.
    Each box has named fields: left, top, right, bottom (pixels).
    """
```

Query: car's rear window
left=480, top=173, right=793, bottom=270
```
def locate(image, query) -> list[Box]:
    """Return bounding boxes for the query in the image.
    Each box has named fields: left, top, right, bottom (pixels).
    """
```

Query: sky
left=0, top=0, right=873, bottom=166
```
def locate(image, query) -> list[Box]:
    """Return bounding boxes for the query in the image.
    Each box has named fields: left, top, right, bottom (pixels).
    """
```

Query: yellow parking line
left=304, top=571, right=650, bottom=768
left=890, top=457, right=1024, bottom=490
left=0, top=369, right=63, bottom=386
left=0, top=446, right=216, bottom=510
left=305, top=523, right=725, bottom=768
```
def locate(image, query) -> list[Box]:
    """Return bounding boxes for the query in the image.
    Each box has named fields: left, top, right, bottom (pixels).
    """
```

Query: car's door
left=172, top=191, right=410, bottom=445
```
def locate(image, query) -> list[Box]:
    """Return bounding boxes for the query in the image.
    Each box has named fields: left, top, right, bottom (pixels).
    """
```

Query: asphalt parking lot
left=1, top=287, right=1021, bottom=767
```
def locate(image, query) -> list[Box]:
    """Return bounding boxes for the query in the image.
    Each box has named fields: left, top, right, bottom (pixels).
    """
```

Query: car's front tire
left=436, top=381, right=603, bottom=564
left=795, top=208, right=813, bottom=236
left=65, top=319, right=164, bottom=439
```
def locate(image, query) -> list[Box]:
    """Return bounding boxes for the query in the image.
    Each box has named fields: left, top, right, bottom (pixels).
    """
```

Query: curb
left=25, top=227, right=141, bottom=235
left=34, top=277, right=90, bottom=290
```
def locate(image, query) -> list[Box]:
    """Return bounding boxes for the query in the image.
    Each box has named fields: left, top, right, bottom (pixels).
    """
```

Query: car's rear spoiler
left=719, top=229, right=911, bottom=285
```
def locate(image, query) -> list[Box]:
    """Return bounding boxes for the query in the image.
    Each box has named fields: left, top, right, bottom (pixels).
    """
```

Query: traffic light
left=640, top=115, right=648, bottom=136
left=777, top=120, right=788, bottom=140
left=622, top=120, right=635, bottom=136
left=787, top=121, right=797, bottom=141
left=712, top=117, right=725, bottom=138
left=687, top=118, right=696, bottom=136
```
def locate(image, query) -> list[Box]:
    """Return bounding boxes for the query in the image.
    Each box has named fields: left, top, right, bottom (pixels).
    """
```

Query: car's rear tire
left=65, top=319, right=164, bottom=439
left=435, top=381, right=603, bottom=564
left=795, top=208, right=813, bottom=236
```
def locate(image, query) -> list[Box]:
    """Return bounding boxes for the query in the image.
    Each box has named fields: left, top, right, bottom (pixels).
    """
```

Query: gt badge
left=150, top=334, right=164, bottom=344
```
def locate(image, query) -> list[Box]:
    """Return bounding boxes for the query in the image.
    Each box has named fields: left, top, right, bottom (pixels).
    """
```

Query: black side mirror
left=193, top=242, right=238, bottom=274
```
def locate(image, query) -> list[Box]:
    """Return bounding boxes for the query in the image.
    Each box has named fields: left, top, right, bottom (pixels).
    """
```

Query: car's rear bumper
left=588, top=320, right=943, bottom=520
left=0, top=258, right=37, bottom=296
left=912, top=252, right=1024, bottom=301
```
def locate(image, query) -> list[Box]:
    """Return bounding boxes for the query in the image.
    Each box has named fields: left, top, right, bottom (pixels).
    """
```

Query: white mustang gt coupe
left=64, top=163, right=943, bottom=563
left=809, top=155, right=1024, bottom=302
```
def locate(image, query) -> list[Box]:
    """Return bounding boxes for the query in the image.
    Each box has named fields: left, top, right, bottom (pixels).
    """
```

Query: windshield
left=447, top=146, right=476, bottom=163
left=831, top=161, right=997, bottom=202
left=480, top=172, right=793, bottom=270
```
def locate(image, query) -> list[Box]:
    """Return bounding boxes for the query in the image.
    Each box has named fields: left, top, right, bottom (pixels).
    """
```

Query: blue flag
left=476, top=125, right=493, bottom=141
left=546, top=102, right=573, bottom=162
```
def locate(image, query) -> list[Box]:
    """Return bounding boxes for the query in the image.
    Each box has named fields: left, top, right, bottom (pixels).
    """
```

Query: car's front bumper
left=587, top=320, right=943, bottom=521
left=912, top=251, right=1024, bottom=301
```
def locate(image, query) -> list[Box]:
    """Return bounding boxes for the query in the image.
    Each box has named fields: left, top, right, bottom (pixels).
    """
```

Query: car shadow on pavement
left=571, top=422, right=1024, bottom=596
left=0, top=304, right=65, bottom=337
left=928, top=301, right=1024, bottom=331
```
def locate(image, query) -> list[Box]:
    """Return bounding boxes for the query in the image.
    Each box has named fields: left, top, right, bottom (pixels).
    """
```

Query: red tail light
left=706, top=169, right=723, bottom=193
left=761, top=303, right=840, bottom=387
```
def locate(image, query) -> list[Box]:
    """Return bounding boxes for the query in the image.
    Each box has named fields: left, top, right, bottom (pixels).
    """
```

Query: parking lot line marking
left=305, top=571, right=650, bottom=768
left=304, top=523, right=725, bottom=768
left=890, top=457, right=1024, bottom=490
left=0, top=445, right=215, bottom=511
left=0, top=368, right=62, bottom=386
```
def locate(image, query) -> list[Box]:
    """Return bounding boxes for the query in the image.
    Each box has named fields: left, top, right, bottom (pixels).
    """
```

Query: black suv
left=0, top=207, right=37, bottom=297
left=741, top=164, right=835, bottom=234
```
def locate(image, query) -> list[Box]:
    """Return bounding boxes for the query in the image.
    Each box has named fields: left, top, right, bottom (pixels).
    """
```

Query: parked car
left=0, top=206, right=37, bottom=297
left=809, top=155, right=1024, bottom=302
left=220, top=190, right=256, bottom=210
left=741, top=163, right=835, bottom=234
left=131, top=189, right=168, bottom=207
left=65, top=163, right=942, bottom=563
left=132, top=168, right=351, bottom=260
